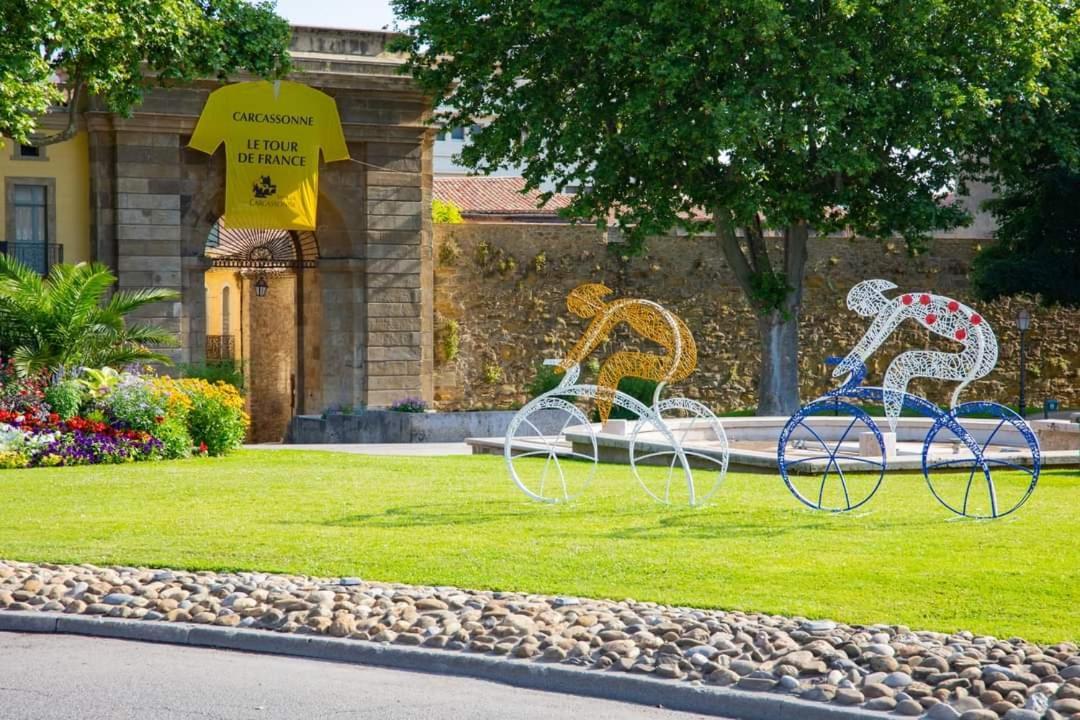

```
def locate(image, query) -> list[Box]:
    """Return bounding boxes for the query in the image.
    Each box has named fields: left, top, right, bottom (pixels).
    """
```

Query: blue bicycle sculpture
left=776, top=357, right=1040, bottom=519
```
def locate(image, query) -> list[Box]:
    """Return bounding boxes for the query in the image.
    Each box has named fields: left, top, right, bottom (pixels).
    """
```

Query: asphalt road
left=0, top=632, right=720, bottom=720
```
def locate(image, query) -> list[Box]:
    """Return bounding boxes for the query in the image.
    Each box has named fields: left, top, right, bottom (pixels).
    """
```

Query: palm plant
left=0, top=256, right=179, bottom=375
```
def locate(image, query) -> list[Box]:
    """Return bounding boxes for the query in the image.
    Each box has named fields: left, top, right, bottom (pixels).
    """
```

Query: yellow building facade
left=0, top=132, right=92, bottom=269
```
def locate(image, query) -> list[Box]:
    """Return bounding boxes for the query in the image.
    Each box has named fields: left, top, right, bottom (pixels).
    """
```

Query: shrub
left=389, top=397, right=427, bottom=413
left=0, top=256, right=178, bottom=375
left=527, top=362, right=564, bottom=398
left=432, top=199, right=464, bottom=224
left=104, top=375, right=169, bottom=433
left=176, top=378, right=248, bottom=456
left=437, top=238, right=461, bottom=266
left=0, top=361, right=47, bottom=415
left=483, top=363, right=502, bottom=384
left=44, top=380, right=83, bottom=420
left=592, top=376, right=660, bottom=421
left=440, top=319, right=460, bottom=362
left=178, top=360, right=244, bottom=391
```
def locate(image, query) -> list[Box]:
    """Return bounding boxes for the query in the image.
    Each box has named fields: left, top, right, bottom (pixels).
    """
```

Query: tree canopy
left=393, top=0, right=1077, bottom=412
left=0, top=0, right=291, bottom=147
left=973, top=21, right=1080, bottom=306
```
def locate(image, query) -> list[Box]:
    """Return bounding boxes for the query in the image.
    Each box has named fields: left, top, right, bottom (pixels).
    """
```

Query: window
left=11, top=184, right=49, bottom=274
left=450, top=126, right=466, bottom=140
left=11, top=144, right=45, bottom=161
left=435, top=130, right=447, bottom=141
left=221, top=286, right=231, bottom=335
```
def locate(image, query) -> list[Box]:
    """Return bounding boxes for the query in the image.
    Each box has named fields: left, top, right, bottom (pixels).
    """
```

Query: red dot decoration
left=955, top=329, right=967, bottom=340
left=919, top=294, right=931, bottom=305
left=971, top=314, right=982, bottom=325
left=947, top=300, right=959, bottom=312
left=925, top=313, right=937, bottom=325
left=902, top=295, right=913, bottom=306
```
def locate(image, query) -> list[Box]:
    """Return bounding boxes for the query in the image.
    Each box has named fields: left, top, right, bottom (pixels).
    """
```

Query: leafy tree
left=0, top=0, right=291, bottom=147
left=392, top=0, right=1075, bottom=413
left=974, top=28, right=1080, bottom=306
left=432, top=198, right=465, bottom=224
left=0, top=256, right=179, bottom=374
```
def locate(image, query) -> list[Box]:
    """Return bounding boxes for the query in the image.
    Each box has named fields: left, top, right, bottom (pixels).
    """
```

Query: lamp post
left=1017, top=308, right=1030, bottom=419
left=254, top=274, right=269, bottom=298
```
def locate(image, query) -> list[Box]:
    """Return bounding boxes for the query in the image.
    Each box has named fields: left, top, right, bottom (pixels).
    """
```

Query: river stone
left=863, top=697, right=897, bottom=711
left=834, top=688, right=864, bottom=705
left=925, top=702, right=963, bottom=720
left=1002, top=710, right=1041, bottom=720
left=1051, top=698, right=1080, bottom=714
left=884, top=672, right=914, bottom=688
left=895, top=699, right=924, bottom=715
left=736, top=676, right=777, bottom=692
left=958, top=711, right=998, bottom=720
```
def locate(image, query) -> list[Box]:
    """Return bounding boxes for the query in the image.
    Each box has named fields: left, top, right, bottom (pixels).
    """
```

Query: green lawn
left=0, top=451, right=1076, bottom=643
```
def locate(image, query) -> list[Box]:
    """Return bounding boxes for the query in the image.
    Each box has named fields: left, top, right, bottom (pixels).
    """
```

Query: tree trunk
left=756, top=310, right=800, bottom=415
left=714, top=211, right=809, bottom=416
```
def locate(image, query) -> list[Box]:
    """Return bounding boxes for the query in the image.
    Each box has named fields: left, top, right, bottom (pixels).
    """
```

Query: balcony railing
left=0, top=242, right=64, bottom=275
left=206, top=335, right=236, bottom=361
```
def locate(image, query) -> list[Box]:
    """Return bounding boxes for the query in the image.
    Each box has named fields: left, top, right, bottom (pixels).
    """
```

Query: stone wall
left=433, top=223, right=1080, bottom=413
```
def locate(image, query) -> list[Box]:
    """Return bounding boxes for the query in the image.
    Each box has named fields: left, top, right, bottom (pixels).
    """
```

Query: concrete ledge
left=0, top=610, right=882, bottom=720
left=287, top=408, right=568, bottom=444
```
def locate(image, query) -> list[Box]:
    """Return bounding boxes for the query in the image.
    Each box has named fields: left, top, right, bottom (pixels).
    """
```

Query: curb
left=0, top=610, right=884, bottom=720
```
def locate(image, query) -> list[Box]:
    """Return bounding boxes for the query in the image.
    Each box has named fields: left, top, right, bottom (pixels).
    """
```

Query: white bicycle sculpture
left=503, top=359, right=730, bottom=506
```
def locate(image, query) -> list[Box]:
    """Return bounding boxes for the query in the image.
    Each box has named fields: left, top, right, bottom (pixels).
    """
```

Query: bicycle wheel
left=921, top=402, right=1039, bottom=519
left=629, top=398, right=728, bottom=506
left=777, top=398, right=886, bottom=512
left=504, top=395, right=598, bottom=503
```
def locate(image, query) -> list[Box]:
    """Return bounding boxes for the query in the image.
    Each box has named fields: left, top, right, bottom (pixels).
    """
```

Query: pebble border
left=0, top=611, right=877, bottom=720
left=0, top=561, right=1077, bottom=720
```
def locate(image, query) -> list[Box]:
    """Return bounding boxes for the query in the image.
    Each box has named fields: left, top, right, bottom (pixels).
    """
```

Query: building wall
left=204, top=267, right=243, bottom=356
left=433, top=223, right=1080, bottom=412
left=0, top=132, right=92, bottom=264
left=81, top=26, right=434, bottom=419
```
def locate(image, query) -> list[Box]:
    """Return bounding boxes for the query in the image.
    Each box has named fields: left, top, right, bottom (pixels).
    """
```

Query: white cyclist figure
left=834, top=279, right=999, bottom=429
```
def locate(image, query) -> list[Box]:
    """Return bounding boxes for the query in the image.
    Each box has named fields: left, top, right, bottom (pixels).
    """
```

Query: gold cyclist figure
left=556, top=283, right=697, bottom=422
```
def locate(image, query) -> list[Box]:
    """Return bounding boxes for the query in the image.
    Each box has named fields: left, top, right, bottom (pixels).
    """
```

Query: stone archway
left=202, top=220, right=321, bottom=442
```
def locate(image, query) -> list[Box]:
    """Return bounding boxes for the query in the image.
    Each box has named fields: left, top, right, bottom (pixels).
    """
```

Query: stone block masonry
left=81, top=26, right=436, bottom=432
left=433, top=223, right=1080, bottom=413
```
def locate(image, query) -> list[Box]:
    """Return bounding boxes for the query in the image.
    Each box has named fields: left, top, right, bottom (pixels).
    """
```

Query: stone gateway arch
left=83, top=28, right=434, bottom=441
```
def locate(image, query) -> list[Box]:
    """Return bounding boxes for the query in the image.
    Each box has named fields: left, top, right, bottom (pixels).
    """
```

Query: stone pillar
left=317, top=258, right=364, bottom=412
left=246, top=273, right=298, bottom=442
left=112, top=130, right=185, bottom=362
left=363, top=140, right=430, bottom=407
left=86, top=124, right=118, bottom=268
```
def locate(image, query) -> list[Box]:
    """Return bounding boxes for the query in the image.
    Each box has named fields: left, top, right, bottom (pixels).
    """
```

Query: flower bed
left=0, top=362, right=248, bottom=468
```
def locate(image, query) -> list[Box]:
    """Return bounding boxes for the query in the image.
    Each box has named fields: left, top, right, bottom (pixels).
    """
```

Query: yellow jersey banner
left=189, top=80, right=349, bottom=230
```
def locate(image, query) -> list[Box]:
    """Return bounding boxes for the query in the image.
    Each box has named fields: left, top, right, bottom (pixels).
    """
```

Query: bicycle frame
left=798, top=356, right=1040, bottom=518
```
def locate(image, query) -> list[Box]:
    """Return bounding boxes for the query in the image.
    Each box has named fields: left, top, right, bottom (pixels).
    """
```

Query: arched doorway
left=203, top=221, right=320, bottom=442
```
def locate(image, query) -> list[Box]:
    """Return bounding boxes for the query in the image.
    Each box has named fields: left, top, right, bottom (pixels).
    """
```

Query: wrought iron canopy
left=205, top=222, right=318, bottom=269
